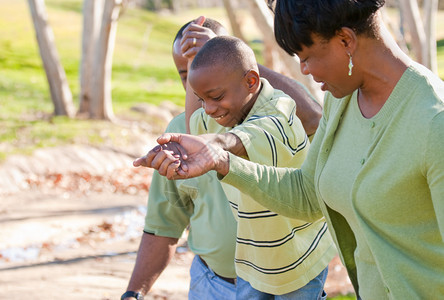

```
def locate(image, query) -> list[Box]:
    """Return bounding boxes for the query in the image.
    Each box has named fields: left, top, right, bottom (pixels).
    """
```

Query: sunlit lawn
left=0, top=0, right=187, bottom=160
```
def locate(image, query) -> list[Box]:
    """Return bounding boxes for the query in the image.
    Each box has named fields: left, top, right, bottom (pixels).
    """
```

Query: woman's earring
left=348, top=53, right=354, bottom=76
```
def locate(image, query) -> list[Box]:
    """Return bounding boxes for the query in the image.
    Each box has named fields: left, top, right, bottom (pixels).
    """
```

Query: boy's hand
left=133, top=142, right=183, bottom=178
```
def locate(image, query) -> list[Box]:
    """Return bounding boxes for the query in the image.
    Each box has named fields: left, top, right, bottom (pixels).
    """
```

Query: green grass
left=0, top=0, right=189, bottom=160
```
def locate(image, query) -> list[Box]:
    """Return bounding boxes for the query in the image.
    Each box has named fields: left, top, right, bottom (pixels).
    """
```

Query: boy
left=188, top=36, right=336, bottom=298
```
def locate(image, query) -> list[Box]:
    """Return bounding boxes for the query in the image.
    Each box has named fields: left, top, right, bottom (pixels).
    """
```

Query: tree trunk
left=89, top=0, right=122, bottom=120
left=222, top=0, right=247, bottom=42
left=78, top=0, right=104, bottom=116
left=423, top=0, right=438, bottom=73
left=246, top=0, right=323, bottom=102
left=381, top=7, right=409, bottom=54
left=398, top=0, right=427, bottom=64
left=27, top=0, right=75, bottom=117
left=398, top=0, right=438, bottom=73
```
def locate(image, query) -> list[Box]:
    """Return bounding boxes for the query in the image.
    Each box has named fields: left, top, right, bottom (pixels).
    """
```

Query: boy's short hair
left=190, top=36, right=257, bottom=74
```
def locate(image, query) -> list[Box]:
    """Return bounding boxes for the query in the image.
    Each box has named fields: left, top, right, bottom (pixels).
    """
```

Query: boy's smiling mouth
left=213, top=113, right=228, bottom=121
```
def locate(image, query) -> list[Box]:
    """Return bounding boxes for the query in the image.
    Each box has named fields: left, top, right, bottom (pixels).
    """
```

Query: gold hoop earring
left=348, top=53, right=354, bottom=76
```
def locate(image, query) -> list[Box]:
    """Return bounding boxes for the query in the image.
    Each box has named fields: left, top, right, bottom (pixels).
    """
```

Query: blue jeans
left=188, top=255, right=236, bottom=300
left=236, top=267, right=328, bottom=300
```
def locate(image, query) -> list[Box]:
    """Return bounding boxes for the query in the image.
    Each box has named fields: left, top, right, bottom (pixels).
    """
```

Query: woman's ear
left=245, top=69, right=260, bottom=92
left=337, top=27, right=357, bottom=54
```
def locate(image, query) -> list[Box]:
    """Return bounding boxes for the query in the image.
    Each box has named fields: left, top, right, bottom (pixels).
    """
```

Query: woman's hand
left=133, top=133, right=230, bottom=180
left=133, top=142, right=183, bottom=178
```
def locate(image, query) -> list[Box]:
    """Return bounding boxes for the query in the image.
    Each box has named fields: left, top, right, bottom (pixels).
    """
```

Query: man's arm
left=186, top=66, right=322, bottom=136
left=123, top=232, right=179, bottom=299
left=185, top=76, right=200, bottom=134
left=258, top=65, right=322, bottom=136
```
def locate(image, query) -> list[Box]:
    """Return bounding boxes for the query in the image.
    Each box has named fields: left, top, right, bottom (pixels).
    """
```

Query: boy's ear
left=245, top=70, right=260, bottom=92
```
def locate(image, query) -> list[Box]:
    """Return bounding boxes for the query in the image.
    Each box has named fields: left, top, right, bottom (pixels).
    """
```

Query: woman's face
left=297, top=34, right=355, bottom=98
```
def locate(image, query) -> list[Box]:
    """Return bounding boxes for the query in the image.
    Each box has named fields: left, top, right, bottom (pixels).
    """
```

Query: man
left=122, top=17, right=323, bottom=300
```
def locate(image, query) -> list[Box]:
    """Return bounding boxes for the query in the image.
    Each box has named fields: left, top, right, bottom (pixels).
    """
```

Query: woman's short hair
left=268, top=0, right=385, bottom=55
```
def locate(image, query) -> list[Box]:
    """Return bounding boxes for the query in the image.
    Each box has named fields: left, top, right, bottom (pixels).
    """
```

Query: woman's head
left=269, top=0, right=385, bottom=55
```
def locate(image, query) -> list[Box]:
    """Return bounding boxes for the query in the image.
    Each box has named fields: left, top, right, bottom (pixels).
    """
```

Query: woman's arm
left=426, top=111, right=444, bottom=240
left=219, top=108, right=327, bottom=220
left=221, top=154, right=322, bottom=221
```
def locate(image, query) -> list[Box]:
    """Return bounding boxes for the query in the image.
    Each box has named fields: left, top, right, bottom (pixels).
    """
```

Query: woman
left=135, top=0, right=444, bottom=298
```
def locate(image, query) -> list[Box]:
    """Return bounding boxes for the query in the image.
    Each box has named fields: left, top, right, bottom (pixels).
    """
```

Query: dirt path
left=0, top=190, right=193, bottom=300
left=0, top=147, right=354, bottom=299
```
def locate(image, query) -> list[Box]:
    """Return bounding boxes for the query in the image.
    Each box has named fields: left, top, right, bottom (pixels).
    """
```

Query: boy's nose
left=203, top=101, right=217, bottom=115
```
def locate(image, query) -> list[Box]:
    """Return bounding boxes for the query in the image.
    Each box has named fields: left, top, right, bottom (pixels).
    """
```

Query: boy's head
left=188, top=36, right=260, bottom=128
left=173, top=18, right=227, bottom=89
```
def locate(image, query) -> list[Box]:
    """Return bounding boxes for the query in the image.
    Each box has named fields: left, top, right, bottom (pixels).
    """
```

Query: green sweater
left=222, top=62, right=444, bottom=299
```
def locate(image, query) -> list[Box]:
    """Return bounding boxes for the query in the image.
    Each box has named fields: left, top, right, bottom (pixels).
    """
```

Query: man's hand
left=180, top=16, right=218, bottom=59
left=133, top=133, right=230, bottom=179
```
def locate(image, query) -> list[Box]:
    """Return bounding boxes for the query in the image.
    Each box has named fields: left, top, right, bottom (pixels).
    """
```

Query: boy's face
left=189, top=65, right=255, bottom=128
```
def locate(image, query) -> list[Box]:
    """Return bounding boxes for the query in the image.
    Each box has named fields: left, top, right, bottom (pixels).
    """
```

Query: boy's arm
left=203, top=133, right=248, bottom=159
left=258, top=65, right=322, bottom=137
left=189, top=109, right=247, bottom=157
